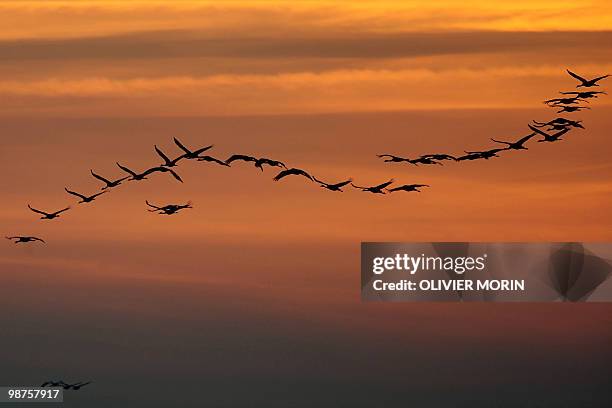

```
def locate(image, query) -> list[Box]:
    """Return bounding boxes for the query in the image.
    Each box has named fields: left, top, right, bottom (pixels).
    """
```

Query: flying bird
left=528, top=124, right=570, bottom=143
left=116, top=163, right=183, bottom=183
left=225, top=154, right=257, bottom=165
left=273, top=168, right=314, bottom=182
left=377, top=154, right=412, bottom=163
left=255, top=158, right=286, bottom=172
left=544, top=96, right=587, bottom=106
left=90, top=170, right=128, bottom=190
left=154, top=145, right=183, bottom=167
left=116, top=162, right=150, bottom=181
left=387, top=184, right=430, bottom=193
left=313, top=177, right=353, bottom=192
left=62, top=382, right=92, bottom=391
left=566, top=69, right=610, bottom=88
left=456, top=152, right=483, bottom=161
left=462, top=148, right=505, bottom=160
left=532, top=118, right=584, bottom=129
left=351, top=179, right=394, bottom=194
left=560, top=91, right=607, bottom=99
left=490, top=133, right=535, bottom=150
left=146, top=166, right=184, bottom=183
left=28, top=205, right=70, bottom=220
left=556, top=105, right=590, bottom=114
left=197, top=155, right=230, bottom=166
left=146, top=200, right=192, bottom=215
left=173, top=137, right=213, bottom=159
left=64, top=187, right=107, bottom=203
left=6, top=236, right=45, bottom=244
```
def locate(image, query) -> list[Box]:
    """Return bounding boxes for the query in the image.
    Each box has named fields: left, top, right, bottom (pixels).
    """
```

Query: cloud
left=2, top=30, right=612, bottom=61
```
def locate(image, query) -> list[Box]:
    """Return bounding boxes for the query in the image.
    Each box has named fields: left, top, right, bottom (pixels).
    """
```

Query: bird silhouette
left=532, top=118, right=584, bottom=129
left=116, top=162, right=150, bottom=181
left=556, top=105, right=590, bottom=114
left=6, top=236, right=45, bottom=244
left=90, top=170, right=128, bottom=190
left=528, top=124, right=570, bottom=143
left=146, top=166, right=184, bottom=183
left=463, top=148, right=505, bottom=160
left=313, top=177, right=352, bottom=192
left=566, top=69, right=610, bottom=88
left=560, top=91, right=607, bottom=99
left=544, top=96, right=587, bottom=106
left=490, top=133, right=535, bottom=150
left=116, top=163, right=183, bottom=183
left=351, top=179, right=394, bottom=194
left=225, top=154, right=257, bottom=165
left=62, top=382, right=92, bottom=390
left=197, top=155, right=230, bottom=166
left=456, top=152, right=483, bottom=161
left=377, top=154, right=412, bottom=163
left=28, top=205, right=70, bottom=220
left=146, top=200, right=192, bottom=215
left=173, top=137, right=213, bottom=159
left=386, top=184, right=430, bottom=193
left=273, top=168, right=314, bottom=182
left=64, top=187, right=107, bottom=203
left=155, top=145, right=183, bottom=167
left=255, top=158, right=286, bottom=172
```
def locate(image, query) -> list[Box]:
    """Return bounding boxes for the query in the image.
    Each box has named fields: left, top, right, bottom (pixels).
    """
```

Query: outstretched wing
left=173, top=137, right=192, bottom=154
left=27, top=205, right=48, bottom=216
left=54, top=207, right=71, bottom=215
left=90, top=170, right=111, bottom=184
left=145, top=200, right=163, bottom=210
left=293, top=168, right=314, bottom=181
left=374, top=179, right=394, bottom=189
left=192, top=145, right=214, bottom=156
left=167, top=168, right=183, bottom=183
left=32, top=237, right=46, bottom=243
left=312, top=176, right=329, bottom=186
left=226, top=154, right=257, bottom=164
left=273, top=169, right=291, bottom=181
left=198, top=156, right=229, bottom=166
left=90, top=191, right=108, bottom=199
left=528, top=124, right=551, bottom=138
left=516, top=133, right=536, bottom=145
left=333, top=179, right=353, bottom=188
left=566, top=69, right=587, bottom=84
left=591, top=74, right=610, bottom=83
left=274, top=168, right=312, bottom=181
left=116, top=162, right=137, bottom=177
left=65, top=187, right=86, bottom=200
left=154, top=145, right=172, bottom=165
left=350, top=183, right=367, bottom=190
left=552, top=127, right=571, bottom=138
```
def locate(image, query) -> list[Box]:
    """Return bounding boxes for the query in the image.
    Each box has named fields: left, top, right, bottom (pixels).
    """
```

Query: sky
left=1, top=1, right=611, bottom=407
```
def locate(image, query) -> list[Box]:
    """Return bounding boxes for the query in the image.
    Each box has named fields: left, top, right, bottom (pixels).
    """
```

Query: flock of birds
left=5, top=69, right=609, bottom=246
left=375, top=70, right=608, bottom=166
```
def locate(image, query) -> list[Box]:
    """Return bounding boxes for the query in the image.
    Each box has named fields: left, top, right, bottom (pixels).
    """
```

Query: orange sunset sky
left=1, top=1, right=611, bottom=407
